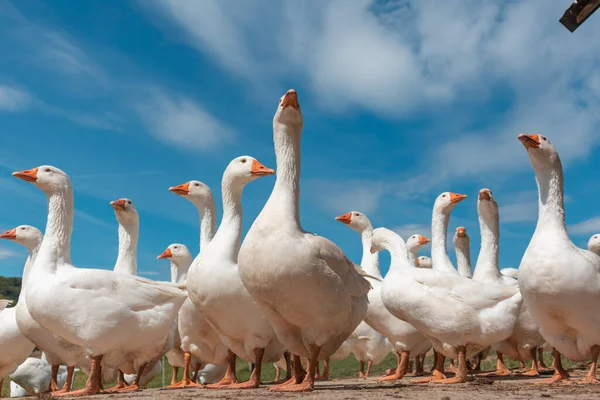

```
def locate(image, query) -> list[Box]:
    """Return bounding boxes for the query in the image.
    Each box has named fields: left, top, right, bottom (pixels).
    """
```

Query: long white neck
left=19, top=239, right=42, bottom=301
left=431, top=209, right=458, bottom=274
left=359, top=227, right=382, bottom=280
left=380, top=233, right=411, bottom=271
left=194, top=197, right=217, bottom=254
left=473, top=206, right=501, bottom=282
left=210, top=176, right=244, bottom=263
left=407, top=246, right=419, bottom=268
left=265, top=122, right=302, bottom=227
left=113, top=218, right=139, bottom=275
left=454, top=239, right=472, bottom=278
left=531, top=154, right=568, bottom=240
left=35, top=188, right=74, bottom=273
left=170, top=257, right=192, bottom=283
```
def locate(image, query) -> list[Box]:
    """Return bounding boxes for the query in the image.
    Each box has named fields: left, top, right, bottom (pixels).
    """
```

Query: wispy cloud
left=0, top=85, right=31, bottom=112
left=0, top=248, right=21, bottom=260
left=393, top=224, right=431, bottom=240
left=498, top=191, right=538, bottom=223
left=569, top=217, right=600, bottom=236
left=136, top=90, right=234, bottom=152
left=304, top=179, right=387, bottom=215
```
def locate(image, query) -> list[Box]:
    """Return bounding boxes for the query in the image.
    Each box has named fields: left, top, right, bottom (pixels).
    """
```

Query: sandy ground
left=54, top=369, right=600, bottom=400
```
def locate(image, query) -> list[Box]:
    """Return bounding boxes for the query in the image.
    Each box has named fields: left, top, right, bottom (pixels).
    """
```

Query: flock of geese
left=1, top=89, right=600, bottom=397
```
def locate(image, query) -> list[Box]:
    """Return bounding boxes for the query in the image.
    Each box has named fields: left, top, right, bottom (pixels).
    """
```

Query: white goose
left=9, top=355, right=72, bottom=397
left=517, top=133, right=600, bottom=384
left=588, top=234, right=600, bottom=255
left=12, top=165, right=188, bottom=397
left=416, top=256, right=432, bottom=269
left=0, top=299, right=11, bottom=312
left=0, top=227, right=36, bottom=393
left=406, top=234, right=431, bottom=267
left=186, top=156, right=284, bottom=389
left=472, top=188, right=544, bottom=378
left=431, top=193, right=464, bottom=275
left=334, top=212, right=403, bottom=379
left=156, top=244, right=203, bottom=387
left=453, top=227, right=472, bottom=278
left=372, top=222, right=522, bottom=384
left=168, top=180, right=230, bottom=388
left=238, top=90, right=371, bottom=392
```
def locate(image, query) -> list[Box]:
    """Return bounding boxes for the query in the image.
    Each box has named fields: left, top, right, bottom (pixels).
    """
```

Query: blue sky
left=1, top=0, right=600, bottom=280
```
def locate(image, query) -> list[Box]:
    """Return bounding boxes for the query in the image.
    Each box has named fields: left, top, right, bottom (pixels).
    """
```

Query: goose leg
left=269, top=345, right=320, bottom=392
left=537, top=348, right=548, bottom=370
left=415, top=354, right=425, bottom=376
left=53, top=355, right=103, bottom=397
left=166, top=352, right=202, bottom=389
left=170, top=366, right=179, bottom=386
left=382, top=351, right=400, bottom=377
left=430, top=350, right=438, bottom=373
left=520, top=348, right=540, bottom=377
left=359, top=361, right=365, bottom=378
left=481, top=351, right=511, bottom=376
left=413, top=353, right=447, bottom=383
left=434, top=346, right=468, bottom=384
left=376, top=351, right=408, bottom=381
left=535, top=349, right=569, bottom=384
left=49, top=364, right=60, bottom=392
left=104, top=369, right=127, bottom=392
left=205, top=350, right=238, bottom=388
left=583, top=345, right=600, bottom=384
left=192, top=364, right=200, bottom=383
left=315, top=358, right=329, bottom=381
left=447, top=358, right=458, bottom=374
left=117, top=363, right=146, bottom=392
left=365, top=360, right=373, bottom=378
left=284, top=351, right=292, bottom=381
left=228, top=347, right=264, bottom=389
left=52, top=366, right=76, bottom=395
left=274, top=365, right=281, bottom=382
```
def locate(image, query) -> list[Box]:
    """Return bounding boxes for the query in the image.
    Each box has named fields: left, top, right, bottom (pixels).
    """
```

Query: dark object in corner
left=560, top=0, right=600, bottom=32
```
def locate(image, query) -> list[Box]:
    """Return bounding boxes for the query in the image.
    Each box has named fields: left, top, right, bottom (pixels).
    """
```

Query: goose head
left=518, top=134, right=559, bottom=167
left=406, top=234, right=431, bottom=253
left=433, top=191, right=467, bottom=214
left=110, top=198, right=138, bottom=225
left=169, top=179, right=213, bottom=206
left=0, top=225, right=42, bottom=251
left=369, top=227, right=399, bottom=254
left=12, top=165, right=70, bottom=194
left=588, top=234, right=600, bottom=255
left=157, top=243, right=192, bottom=262
left=223, top=156, right=275, bottom=186
left=417, top=255, right=432, bottom=269
left=334, top=211, right=372, bottom=233
left=274, top=89, right=303, bottom=129
left=477, top=188, right=499, bottom=221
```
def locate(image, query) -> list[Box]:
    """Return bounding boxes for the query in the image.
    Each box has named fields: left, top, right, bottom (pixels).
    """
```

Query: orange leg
left=270, top=353, right=304, bottom=388
left=365, top=360, right=373, bottom=378
left=270, top=345, right=320, bottom=392
left=382, top=352, right=400, bottom=377
left=315, top=358, right=329, bottom=381
left=447, top=359, right=458, bottom=374
left=537, top=348, right=548, bottom=370
left=206, top=350, right=238, bottom=388
left=227, top=347, right=264, bottom=389
left=359, top=361, right=365, bottom=378
left=481, top=351, right=511, bottom=376
left=434, top=345, right=468, bottom=384
left=520, top=348, right=540, bottom=377
left=166, top=352, right=202, bottom=389
left=170, top=366, right=179, bottom=386
left=430, top=350, right=438, bottom=373
left=535, top=349, right=569, bottom=384
left=583, top=345, right=600, bottom=384
left=53, top=355, right=103, bottom=397
left=414, top=353, right=447, bottom=383
left=52, top=366, right=76, bottom=394
left=415, top=354, right=425, bottom=376
left=104, top=369, right=127, bottom=392
left=49, top=364, right=60, bottom=392
left=376, top=351, right=409, bottom=381
left=115, top=363, right=146, bottom=392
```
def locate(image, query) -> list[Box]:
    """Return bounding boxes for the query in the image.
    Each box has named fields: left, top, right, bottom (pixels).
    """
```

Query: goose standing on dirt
left=168, top=180, right=229, bottom=388
left=186, top=156, right=284, bottom=389
left=517, top=133, right=600, bottom=384
left=238, top=90, right=371, bottom=392
left=12, top=166, right=188, bottom=397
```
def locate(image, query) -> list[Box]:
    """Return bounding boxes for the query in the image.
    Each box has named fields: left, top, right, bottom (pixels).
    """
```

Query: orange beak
left=0, top=228, right=17, bottom=240
left=169, top=182, right=190, bottom=196
left=370, top=246, right=376, bottom=254
left=416, top=258, right=421, bottom=266
left=518, top=134, right=541, bottom=149
left=335, top=212, right=353, bottom=224
left=12, top=168, right=39, bottom=183
left=280, top=89, right=299, bottom=110
left=456, top=227, right=467, bottom=238
left=110, top=199, right=126, bottom=211
left=157, top=248, right=173, bottom=259
left=251, top=160, right=275, bottom=176
left=479, top=189, right=491, bottom=201
left=418, top=235, right=431, bottom=245
left=449, top=193, right=467, bottom=204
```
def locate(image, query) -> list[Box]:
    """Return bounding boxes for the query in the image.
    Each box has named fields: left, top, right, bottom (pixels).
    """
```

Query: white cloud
left=0, top=86, right=31, bottom=112
left=569, top=217, right=600, bottom=236
left=136, top=91, right=234, bottom=152
left=393, top=224, right=431, bottom=240
left=139, top=270, right=161, bottom=276
left=304, top=179, right=387, bottom=215
left=498, top=191, right=538, bottom=223
left=0, top=248, right=21, bottom=260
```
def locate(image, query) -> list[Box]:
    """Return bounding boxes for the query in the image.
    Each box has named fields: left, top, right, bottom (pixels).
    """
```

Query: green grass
left=0, top=351, right=585, bottom=397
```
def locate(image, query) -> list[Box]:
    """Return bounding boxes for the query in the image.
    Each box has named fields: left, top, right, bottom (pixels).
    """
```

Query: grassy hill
left=0, top=276, right=21, bottom=303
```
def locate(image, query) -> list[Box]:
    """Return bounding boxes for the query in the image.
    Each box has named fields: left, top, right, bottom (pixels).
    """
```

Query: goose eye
left=127, top=201, right=132, bottom=204
left=354, top=213, right=359, bottom=217
left=44, top=168, right=51, bottom=173
left=241, top=159, right=247, bottom=163
left=174, top=246, right=178, bottom=249
left=542, top=136, right=547, bottom=141
left=194, top=182, right=200, bottom=187
left=442, top=194, right=446, bottom=197
left=20, top=227, right=26, bottom=230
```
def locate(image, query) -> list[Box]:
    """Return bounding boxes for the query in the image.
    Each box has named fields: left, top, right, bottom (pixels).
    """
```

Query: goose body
left=517, top=133, right=600, bottom=382
left=238, top=90, right=370, bottom=391
left=9, top=355, right=71, bottom=396
left=12, top=166, right=188, bottom=396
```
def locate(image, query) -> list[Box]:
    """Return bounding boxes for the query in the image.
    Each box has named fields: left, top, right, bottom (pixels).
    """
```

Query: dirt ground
left=56, top=369, right=600, bottom=400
